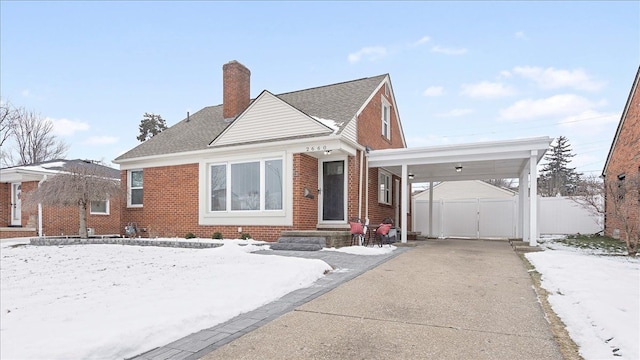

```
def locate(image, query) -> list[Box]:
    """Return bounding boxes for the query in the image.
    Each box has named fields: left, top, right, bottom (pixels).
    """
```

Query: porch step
left=270, top=236, right=325, bottom=251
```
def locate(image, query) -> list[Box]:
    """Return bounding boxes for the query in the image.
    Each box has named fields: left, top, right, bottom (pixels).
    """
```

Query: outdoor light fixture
left=455, top=165, right=463, bottom=172
left=324, top=150, right=332, bottom=155
left=408, top=173, right=415, bottom=180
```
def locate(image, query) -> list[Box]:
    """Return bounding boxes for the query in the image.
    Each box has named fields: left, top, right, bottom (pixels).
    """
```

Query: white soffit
left=367, top=136, right=553, bottom=181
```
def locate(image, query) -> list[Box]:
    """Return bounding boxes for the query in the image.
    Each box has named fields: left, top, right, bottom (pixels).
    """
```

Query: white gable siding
left=213, top=92, right=332, bottom=147
left=341, top=117, right=358, bottom=143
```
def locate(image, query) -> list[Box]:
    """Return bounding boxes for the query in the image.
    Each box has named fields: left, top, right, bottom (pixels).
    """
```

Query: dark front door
left=322, top=160, right=344, bottom=221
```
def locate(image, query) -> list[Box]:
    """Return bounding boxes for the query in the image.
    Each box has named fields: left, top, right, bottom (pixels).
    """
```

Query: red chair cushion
left=350, top=222, right=364, bottom=234
left=376, top=224, right=391, bottom=235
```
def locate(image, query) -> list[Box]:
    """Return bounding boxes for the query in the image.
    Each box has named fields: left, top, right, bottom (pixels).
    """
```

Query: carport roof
left=367, top=136, right=553, bottom=182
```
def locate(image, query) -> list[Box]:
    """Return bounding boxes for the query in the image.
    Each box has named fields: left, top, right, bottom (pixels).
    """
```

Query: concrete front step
left=271, top=236, right=326, bottom=251
left=269, top=243, right=324, bottom=251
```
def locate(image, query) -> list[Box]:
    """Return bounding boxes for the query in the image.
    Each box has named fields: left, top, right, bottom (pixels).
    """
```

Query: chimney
left=223, top=60, right=251, bottom=119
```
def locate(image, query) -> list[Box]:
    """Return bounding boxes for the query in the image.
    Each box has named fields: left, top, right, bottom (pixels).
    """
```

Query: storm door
left=321, top=160, right=345, bottom=222
left=11, top=183, right=21, bottom=226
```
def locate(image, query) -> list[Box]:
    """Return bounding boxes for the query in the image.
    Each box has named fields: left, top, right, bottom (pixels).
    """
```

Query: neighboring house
left=413, top=180, right=516, bottom=201
left=0, top=159, right=121, bottom=239
left=114, top=61, right=407, bottom=241
left=602, top=66, right=640, bottom=241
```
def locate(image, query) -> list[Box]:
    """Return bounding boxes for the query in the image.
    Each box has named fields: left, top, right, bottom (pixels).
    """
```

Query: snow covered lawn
left=526, top=239, right=639, bottom=360
left=0, top=239, right=332, bottom=359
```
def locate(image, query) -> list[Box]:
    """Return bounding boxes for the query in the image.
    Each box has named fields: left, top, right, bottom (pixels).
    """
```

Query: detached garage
left=413, top=181, right=517, bottom=239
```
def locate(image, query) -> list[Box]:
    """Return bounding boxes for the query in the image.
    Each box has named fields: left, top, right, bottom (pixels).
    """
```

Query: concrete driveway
left=201, top=239, right=563, bottom=360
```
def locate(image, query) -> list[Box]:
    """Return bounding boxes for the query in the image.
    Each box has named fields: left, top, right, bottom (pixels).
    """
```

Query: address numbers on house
left=305, top=145, right=327, bottom=152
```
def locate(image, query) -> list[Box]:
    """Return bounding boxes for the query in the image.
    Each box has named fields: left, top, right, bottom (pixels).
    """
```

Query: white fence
left=413, top=196, right=602, bottom=239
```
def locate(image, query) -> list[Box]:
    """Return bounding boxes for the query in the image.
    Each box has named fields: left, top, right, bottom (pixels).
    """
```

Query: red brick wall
left=357, top=81, right=410, bottom=230
left=0, top=183, right=10, bottom=227
left=121, top=163, right=297, bottom=242
left=0, top=180, right=121, bottom=238
left=604, top=81, right=640, bottom=241
left=293, top=153, right=318, bottom=229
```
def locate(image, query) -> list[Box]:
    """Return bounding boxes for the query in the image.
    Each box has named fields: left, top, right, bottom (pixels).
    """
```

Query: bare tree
left=0, top=99, right=20, bottom=147
left=24, top=161, right=122, bottom=238
left=604, top=173, right=639, bottom=256
left=571, top=174, right=605, bottom=229
left=7, top=110, right=69, bottom=166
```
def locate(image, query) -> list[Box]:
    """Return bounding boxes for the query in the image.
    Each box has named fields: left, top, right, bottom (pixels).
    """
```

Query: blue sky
left=1, top=1, right=638, bottom=175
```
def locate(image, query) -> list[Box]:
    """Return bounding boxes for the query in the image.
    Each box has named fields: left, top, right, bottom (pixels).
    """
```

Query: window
left=129, top=170, right=143, bottom=207
left=379, top=170, right=391, bottom=205
left=90, top=200, right=109, bottom=215
left=210, top=165, right=227, bottom=211
left=381, top=97, right=391, bottom=139
left=210, top=158, right=283, bottom=212
left=384, top=82, right=389, bottom=97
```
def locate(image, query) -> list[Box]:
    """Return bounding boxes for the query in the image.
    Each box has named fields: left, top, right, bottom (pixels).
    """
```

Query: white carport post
left=528, top=150, right=538, bottom=246
left=401, top=164, right=408, bottom=243
left=519, top=161, right=529, bottom=242
left=428, top=181, right=434, bottom=238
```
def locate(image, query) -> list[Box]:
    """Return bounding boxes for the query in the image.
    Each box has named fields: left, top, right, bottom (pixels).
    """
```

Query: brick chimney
left=223, top=60, right=251, bottom=119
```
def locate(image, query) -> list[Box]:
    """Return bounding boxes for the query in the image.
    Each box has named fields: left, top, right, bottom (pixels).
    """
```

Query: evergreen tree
left=537, top=136, right=582, bottom=196
left=137, top=112, right=167, bottom=142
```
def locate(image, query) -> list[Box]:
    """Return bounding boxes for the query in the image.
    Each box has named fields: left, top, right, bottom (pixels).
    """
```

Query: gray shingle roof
left=115, top=74, right=387, bottom=161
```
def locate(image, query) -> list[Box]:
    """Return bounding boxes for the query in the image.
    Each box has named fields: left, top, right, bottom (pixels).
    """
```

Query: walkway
left=132, top=247, right=408, bottom=360
left=201, top=239, right=563, bottom=359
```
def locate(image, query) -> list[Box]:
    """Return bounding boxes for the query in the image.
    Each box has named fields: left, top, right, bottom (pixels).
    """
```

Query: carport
left=366, top=136, right=553, bottom=246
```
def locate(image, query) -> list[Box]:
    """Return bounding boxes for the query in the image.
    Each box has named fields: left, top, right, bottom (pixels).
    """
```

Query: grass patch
left=555, top=234, right=627, bottom=254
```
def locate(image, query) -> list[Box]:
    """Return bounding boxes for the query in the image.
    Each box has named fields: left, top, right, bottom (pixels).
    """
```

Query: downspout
left=364, top=153, right=369, bottom=224
left=38, top=175, right=47, bottom=237
left=358, top=149, right=364, bottom=219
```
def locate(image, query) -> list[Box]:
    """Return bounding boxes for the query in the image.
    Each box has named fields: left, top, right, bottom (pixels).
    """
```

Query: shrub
left=212, top=232, right=223, bottom=239
left=185, top=232, right=196, bottom=239
left=240, top=233, right=252, bottom=240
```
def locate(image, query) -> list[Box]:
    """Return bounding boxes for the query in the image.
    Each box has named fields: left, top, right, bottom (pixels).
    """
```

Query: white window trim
left=208, top=157, right=284, bottom=213
left=90, top=199, right=110, bottom=215
left=381, top=96, right=391, bottom=140
left=128, top=169, right=143, bottom=208
left=379, top=169, right=392, bottom=205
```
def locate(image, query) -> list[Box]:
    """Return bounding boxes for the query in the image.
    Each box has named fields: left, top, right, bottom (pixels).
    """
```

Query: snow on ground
left=322, top=244, right=396, bottom=255
left=0, top=239, right=332, bottom=359
left=526, top=238, right=640, bottom=360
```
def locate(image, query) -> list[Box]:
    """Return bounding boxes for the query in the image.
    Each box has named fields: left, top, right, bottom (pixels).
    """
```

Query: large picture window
left=210, top=158, right=283, bottom=212
left=379, top=170, right=391, bottom=205
left=129, top=170, right=143, bottom=207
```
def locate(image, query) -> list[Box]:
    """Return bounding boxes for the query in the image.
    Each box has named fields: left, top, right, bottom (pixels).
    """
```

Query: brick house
left=114, top=61, right=408, bottom=242
left=0, top=159, right=121, bottom=238
left=602, top=66, right=640, bottom=241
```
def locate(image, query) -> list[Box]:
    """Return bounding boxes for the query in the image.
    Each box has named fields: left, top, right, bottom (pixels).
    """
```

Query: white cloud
left=347, top=46, right=387, bottom=64
left=82, top=135, right=119, bottom=145
left=460, top=81, right=516, bottom=98
left=21, top=89, right=30, bottom=97
left=499, top=94, right=605, bottom=121
left=431, top=45, right=467, bottom=55
left=436, top=108, right=474, bottom=117
left=513, top=66, right=604, bottom=91
left=515, top=31, right=527, bottom=40
left=498, top=70, right=512, bottom=79
left=49, top=118, right=90, bottom=136
left=412, top=36, right=431, bottom=47
left=422, top=86, right=444, bottom=97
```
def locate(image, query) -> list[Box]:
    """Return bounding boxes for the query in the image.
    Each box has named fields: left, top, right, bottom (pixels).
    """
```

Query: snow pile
left=0, top=240, right=331, bottom=359
left=526, top=246, right=639, bottom=359
left=323, top=245, right=396, bottom=255
left=312, top=116, right=343, bottom=134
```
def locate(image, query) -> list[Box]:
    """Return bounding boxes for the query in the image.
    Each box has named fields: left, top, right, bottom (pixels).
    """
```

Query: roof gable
left=114, top=74, right=389, bottom=162
left=210, top=90, right=334, bottom=147
left=413, top=180, right=516, bottom=200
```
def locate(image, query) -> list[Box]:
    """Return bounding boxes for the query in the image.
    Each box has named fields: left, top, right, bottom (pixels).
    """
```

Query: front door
left=11, top=183, right=22, bottom=226
left=321, top=160, right=345, bottom=222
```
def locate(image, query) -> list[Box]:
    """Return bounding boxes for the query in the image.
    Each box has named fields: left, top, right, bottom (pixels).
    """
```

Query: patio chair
left=375, top=217, right=396, bottom=246
left=349, top=217, right=366, bottom=246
